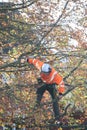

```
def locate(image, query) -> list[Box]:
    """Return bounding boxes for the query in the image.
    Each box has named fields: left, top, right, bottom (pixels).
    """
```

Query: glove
left=59, top=93, right=63, bottom=99
left=27, top=58, right=29, bottom=62
left=37, top=78, right=43, bottom=84
left=59, top=93, right=63, bottom=96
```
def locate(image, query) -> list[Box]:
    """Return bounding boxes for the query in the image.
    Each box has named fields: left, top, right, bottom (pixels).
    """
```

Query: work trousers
left=36, top=84, right=60, bottom=120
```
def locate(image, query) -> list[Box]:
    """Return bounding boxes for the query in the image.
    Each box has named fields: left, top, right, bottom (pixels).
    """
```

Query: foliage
left=0, top=0, right=87, bottom=129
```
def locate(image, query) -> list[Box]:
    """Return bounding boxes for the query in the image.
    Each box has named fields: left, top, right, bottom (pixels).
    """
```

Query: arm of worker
left=58, top=80, right=65, bottom=97
left=27, top=58, right=44, bottom=71
left=53, top=72, right=65, bottom=93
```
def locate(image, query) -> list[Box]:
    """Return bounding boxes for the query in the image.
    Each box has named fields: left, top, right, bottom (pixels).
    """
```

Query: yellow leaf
left=58, top=127, right=62, bottom=130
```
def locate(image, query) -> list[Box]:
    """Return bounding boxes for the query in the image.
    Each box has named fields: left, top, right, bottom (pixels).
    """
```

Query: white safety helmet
left=41, top=63, right=52, bottom=73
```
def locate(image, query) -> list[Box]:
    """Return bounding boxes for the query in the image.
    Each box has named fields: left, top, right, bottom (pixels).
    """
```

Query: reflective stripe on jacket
left=28, top=58, right=44, bottom=71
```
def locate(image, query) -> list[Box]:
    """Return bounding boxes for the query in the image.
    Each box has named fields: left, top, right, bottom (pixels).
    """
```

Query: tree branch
left=63, top=59, right=83, bottom=81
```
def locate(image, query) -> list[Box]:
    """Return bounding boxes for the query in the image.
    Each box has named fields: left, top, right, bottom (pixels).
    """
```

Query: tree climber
left=27, top=58, right=65, bottom=123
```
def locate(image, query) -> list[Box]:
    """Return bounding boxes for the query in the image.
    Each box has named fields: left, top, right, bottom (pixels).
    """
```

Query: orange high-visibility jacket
left=27, top=58, right=65, bottom=93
